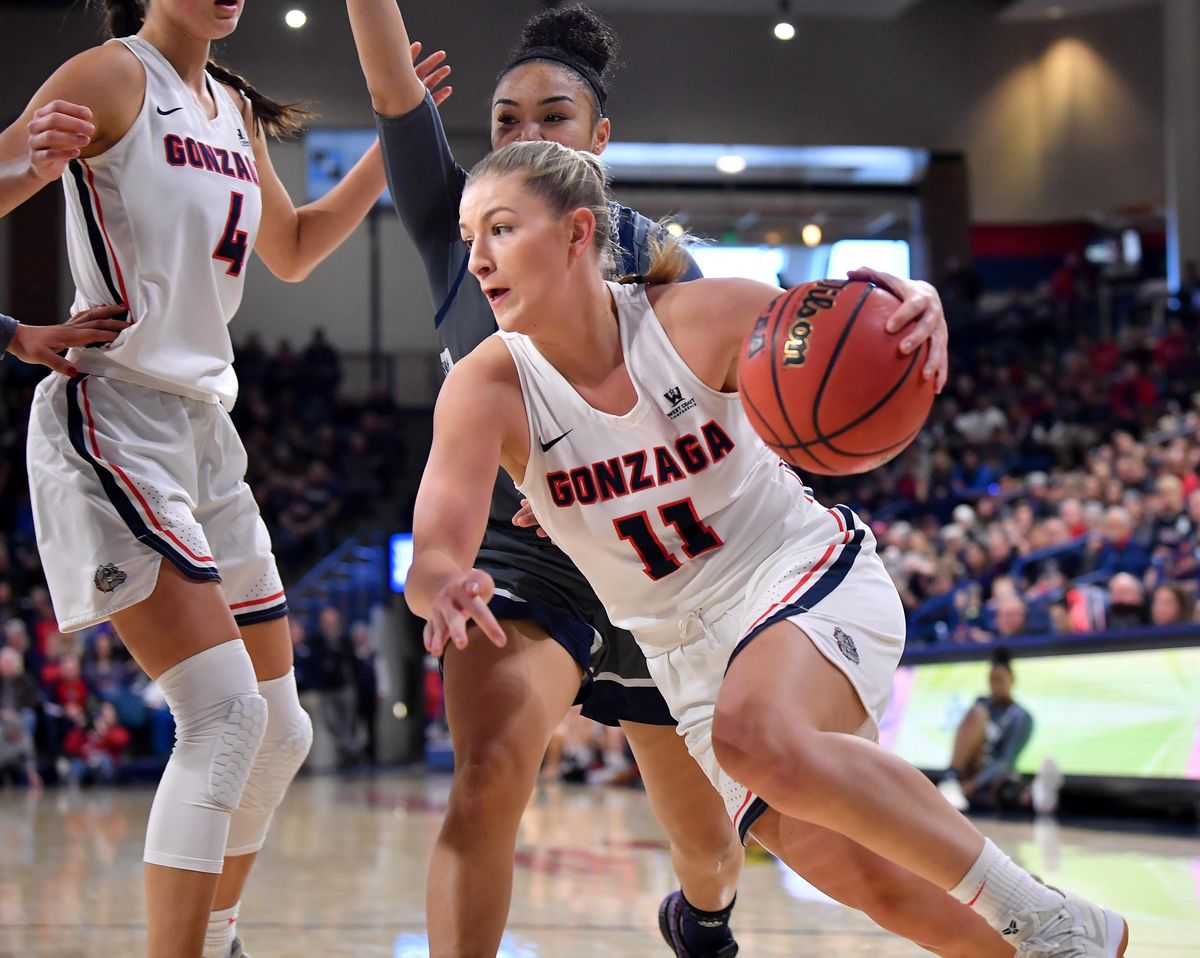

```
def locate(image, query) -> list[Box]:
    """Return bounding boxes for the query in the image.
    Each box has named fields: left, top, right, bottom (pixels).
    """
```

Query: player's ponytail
left=468, top=140, right=620, bottom=275
left=100, top=0, right=144, bottom=37
left=203, top=62, right=311, bottom=140
left=617, top=228, right=695, bottom=287
left=96, top=0, right=310, bottom=139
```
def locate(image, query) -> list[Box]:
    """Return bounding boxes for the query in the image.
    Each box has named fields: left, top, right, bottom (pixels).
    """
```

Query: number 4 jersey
left=61, top=36, right=262, bottom=411
left=502, top=281, right=829, bottom=650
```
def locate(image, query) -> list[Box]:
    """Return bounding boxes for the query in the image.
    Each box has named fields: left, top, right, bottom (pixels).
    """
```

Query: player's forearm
left=346, top=0, right=428, bottom=117
left=285, top=141, right=386, bottom=280
left=406, top=547, right=470, bottom=621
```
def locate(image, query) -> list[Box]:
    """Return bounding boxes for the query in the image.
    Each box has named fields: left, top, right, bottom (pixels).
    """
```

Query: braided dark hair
left=500, top=4, right=619, bottom=122
left=97, top=0, right=310, bottom=138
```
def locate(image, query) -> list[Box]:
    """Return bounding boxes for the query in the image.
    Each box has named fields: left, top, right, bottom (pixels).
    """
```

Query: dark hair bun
left=991, top=646, right=1013, bottom=669
left=518, top=4, right=618, bottom=78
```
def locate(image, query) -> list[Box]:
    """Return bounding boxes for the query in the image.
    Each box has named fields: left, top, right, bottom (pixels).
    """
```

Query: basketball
left=738, top=279, right=935, bottom=476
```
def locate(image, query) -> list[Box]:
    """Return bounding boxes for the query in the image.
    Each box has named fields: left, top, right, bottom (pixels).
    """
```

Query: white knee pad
left=226, top=668, right=313, bottom=856
left=144, top=640, right=268, bottom=873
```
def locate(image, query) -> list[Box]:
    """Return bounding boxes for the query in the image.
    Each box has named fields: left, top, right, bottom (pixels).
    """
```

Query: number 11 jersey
left=61, top=35, right=263, bottom=411
left=503, top=281, right=826, bottom=650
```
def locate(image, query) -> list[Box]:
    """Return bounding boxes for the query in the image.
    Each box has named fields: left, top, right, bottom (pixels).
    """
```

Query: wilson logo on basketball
left=782, top=318, right=813, bottom=367
left=782, top=280, right=847, bottom=368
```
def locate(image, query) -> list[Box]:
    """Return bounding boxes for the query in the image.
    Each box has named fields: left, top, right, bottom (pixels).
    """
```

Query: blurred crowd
left=808, top=259, right=1200, bottom=644
left=2, top=262, right=1199, bottom=789
left=0, top=601, right=385, bottom=789
left=0, top=329, right=406, bottom=788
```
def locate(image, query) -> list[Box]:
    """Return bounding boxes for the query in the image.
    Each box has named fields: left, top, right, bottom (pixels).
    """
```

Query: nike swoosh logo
left=156, top=106, right=184, bottom=116
left=539, top=429, right=573, bottom=453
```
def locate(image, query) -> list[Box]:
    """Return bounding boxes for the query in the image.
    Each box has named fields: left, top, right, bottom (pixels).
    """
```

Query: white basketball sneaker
left=938, top=776, right=970, bottom=812
left=1005, top=889, right=1128, bottom=957
left=1031, top=756, right=1064, bottom=816
left=230, top=938, right=250, bottom=958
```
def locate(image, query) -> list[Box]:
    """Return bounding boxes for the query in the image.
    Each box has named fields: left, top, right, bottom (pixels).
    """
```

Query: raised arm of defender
left=347, top=0, right=449, bottom=117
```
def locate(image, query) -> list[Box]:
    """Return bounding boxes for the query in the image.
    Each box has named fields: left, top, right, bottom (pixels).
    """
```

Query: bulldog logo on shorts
left=94, top=563, right=128, bottom=594
left=833, top=626, right=860, bottom=665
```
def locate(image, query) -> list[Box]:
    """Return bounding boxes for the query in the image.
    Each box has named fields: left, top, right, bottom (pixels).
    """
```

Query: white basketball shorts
left=641, top=504, right=906, bottom=842
left=27, top=373, right=287, bottom=632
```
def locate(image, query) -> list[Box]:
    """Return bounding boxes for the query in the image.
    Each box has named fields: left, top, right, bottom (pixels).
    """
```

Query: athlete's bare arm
left=651, top=269, right=949, bottom=396
left=247, top=40, right=450, bottom=283
left=407, top=338, right=528, bottom=654
left=346, top=0, right=449, bottom=118
left=0, top=45, right=143, bottom=219
left=245, top=98, right=386, bottom=283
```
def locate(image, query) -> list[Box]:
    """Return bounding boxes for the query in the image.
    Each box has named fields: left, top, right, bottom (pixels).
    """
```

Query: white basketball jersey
left=62, top=36, right=263, bottom=410
left=504, top=282, right=826, bottom=647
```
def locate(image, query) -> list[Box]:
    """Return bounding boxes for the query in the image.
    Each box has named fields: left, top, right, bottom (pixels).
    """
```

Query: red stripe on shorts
left=80, top=379, right=215, bottom=564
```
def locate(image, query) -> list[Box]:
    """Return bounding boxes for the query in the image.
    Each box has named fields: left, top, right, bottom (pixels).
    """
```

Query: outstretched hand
left=411, top=41, right=453, bottom=108
left=847, top=266, right=948, bottom=394
left=7, top=305, right=131, bottom=376
left=423, top=568, right=506, bottom=656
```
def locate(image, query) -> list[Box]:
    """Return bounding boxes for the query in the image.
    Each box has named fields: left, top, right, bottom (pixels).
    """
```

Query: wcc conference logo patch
left=833, top=626, right=860, bottom=665
left=662, top=385, right=697, bottom=420
left=94, top=563, right=127, bottom=594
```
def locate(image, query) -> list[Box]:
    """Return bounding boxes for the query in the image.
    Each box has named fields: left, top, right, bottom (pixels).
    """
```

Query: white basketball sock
left=950, top=838, right=1063, bottom=929
left=202, top=900, right=238, bottom=958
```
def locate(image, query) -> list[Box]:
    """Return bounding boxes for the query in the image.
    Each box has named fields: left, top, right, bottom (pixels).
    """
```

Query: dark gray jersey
left=376, top=93, right=702, bottom=529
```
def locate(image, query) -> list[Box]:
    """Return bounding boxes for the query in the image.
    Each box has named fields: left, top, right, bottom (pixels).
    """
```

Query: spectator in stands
left=59, top=701, right=130, bottom=786
left=2, top=617, right=31, bottom=668
left=953, top=390, right=1008, bottom=444
left=49, top=655, right=89, bottom=712
left=82, top=629, right=135, bottom=704
left=1150, top=583, right=1194, bottom=627
left=1106, top=573, right=1149, bottom=629
left=938, top=255, right=982, bottom=310
left=233, top=332, right=269, bottom=391
left=301, top=327, right=342, bottom=399
left=993, top=593, right=1030, bottom=640
left=938, top=648, right=1035, bottom=812
left=1058, top=497, right=1089, bottom=539
left=351, top=621, right=385, bottom=765
left=315, top=607, right=361, bottom=766
left=25, top=585, right=59, bottom=658
left=290, top=618, right=321, bottom=694
left=0, top=645, right=41, bottom=789
left=1089, top=506, right=1152, bottom=578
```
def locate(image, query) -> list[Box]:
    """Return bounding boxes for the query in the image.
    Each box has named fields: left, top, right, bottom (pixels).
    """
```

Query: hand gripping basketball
left=737, top=278, right=936, bottom=476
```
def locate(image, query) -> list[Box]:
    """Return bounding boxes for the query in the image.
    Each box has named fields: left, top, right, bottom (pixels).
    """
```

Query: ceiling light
left=801, top=223, right=823, bottom=247
left=716, top=154, right=747, bottom=175
left=773, top=0, right=795, bottom=41
left=285, top=9, right=307, bottom=29
left=666, top=222, right=685, bottom=238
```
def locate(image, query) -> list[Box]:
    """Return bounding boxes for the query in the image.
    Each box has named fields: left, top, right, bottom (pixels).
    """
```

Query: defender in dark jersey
left=347, top=4, right=744, bottom=955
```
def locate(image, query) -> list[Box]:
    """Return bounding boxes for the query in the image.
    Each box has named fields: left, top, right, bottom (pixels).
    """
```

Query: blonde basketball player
left=408, top=140, right=1130, bottom=958
left=0, top=2, right=443, bottom=956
